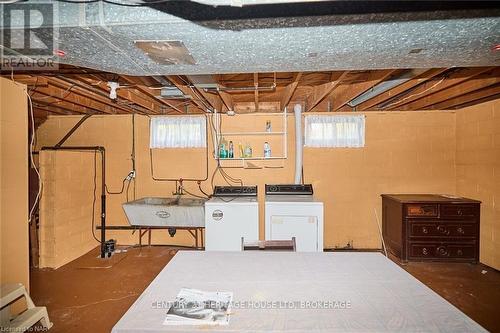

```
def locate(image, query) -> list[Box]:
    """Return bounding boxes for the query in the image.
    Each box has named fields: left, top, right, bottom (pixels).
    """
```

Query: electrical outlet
left=126, top=170, right=136, bottom=181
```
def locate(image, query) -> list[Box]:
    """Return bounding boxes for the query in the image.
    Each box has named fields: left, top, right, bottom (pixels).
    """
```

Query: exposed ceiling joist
left=120, top=75, right=184, bottom=114
left=385, top=67, right=493, bottom=110
left=32, top=85, right=119, bottom=115
left=166, top=75, right=210, bottom=112
left=254, top=73, right=259, bottom=112
left=356, top=68, right=448, bottom=111
left=428, top=84, right=500, bottom=110
left=330, top=69, right=396, bottom=111
left=217, top=89, right=234, bottom=112
left=6, top=75, right=48, bottom=87
left=306, top=72, right=348, bottom=112
left=73, top=76, right=162, bottom=114
left=47, top=76, right=136, bottom=114
left=281, top=72, right=302, bottom=111
left=401, top=69, right=500, bottom=110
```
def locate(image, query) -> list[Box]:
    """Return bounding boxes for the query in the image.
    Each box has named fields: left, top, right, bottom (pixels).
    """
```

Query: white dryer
left=205, top=186, right=259, bottom=251
left=265, top=184, right=324, bottom=252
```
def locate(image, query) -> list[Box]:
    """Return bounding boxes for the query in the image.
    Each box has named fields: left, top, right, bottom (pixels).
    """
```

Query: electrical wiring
left=383, top=76, right=446, bottom=109
left=105, top=179, right=127, bottom=195
left=125, top=177, right=132, bottom=202
left=180, top=186, right=209, bottom=200
left=10, top=69, right=43, bottom=224
left=198, top=182, right=211, bottom=198
left=208, top=110, right=243, bottom=191
left=27, top=93, right=42, bottom=224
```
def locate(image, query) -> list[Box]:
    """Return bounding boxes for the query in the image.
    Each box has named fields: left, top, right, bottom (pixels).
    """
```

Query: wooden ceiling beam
left=120, top=75, right=184, bottom=114
left=329, top=69, right=396, bottom=111
left=45, top=76, right=136, bottom=114
left=399, top=70, right=500, bottom=110
left=281, top=72, right=302, bottom=111
left=384, top=67, right=493, bottom=110
left=306, top=71, right=348, bottom=112
left=166, top=75, right=216, bottom=112
left=427, top=84, right=500, bottom=110
left=7, top=75, right=48, bottom=87
left=211, top=74, right=233, bottom=111
left=32, top=84, right=120, bottom=114
left=356, top=68, right=448, bottom=111
left=71, top=76, right=162, bottom=114
left=254, top=73, right=259, bottom=112
left=31, top=96, right=96, bottom=115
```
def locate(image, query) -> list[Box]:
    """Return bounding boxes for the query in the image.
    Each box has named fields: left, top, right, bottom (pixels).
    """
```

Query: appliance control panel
left=265, top=184, right=314, bottom=195
left=213, top=185, right=258, bottom=197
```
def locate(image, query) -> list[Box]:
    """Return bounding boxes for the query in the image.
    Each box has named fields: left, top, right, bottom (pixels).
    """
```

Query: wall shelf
left=213, top=111, right=288, bottom=168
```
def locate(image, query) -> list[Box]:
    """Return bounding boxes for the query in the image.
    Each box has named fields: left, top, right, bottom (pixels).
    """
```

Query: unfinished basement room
left=1, top=1, right=500, bottom=332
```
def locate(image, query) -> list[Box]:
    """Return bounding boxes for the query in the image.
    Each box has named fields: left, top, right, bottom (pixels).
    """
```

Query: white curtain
left=305, top=115, right=365, bottom=148
left=150, top=116, right=206, bottom=148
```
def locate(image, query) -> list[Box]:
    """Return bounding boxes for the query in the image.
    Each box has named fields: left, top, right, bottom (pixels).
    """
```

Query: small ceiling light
left=107, top=81, right=120, bottom=100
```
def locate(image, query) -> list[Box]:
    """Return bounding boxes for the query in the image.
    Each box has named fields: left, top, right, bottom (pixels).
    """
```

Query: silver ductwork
left=1, top=2, right=498, bottom=75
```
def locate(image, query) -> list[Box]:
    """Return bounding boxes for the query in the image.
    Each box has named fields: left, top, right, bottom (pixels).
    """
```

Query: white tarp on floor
left=112, top=251, right=485, bottom=332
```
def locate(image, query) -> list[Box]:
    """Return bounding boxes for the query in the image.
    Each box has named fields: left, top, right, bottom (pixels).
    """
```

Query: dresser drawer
left=408, top=242, right=476, bottom=260
left=408, top=221, right=477, bottom=238
left=440, top=204, right=477, bottom=218
left=405, top=204, right=438, bottom=218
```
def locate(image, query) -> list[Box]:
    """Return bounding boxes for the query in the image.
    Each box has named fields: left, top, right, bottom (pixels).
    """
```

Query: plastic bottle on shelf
left=238, top=142, right=244, bottom=158
left=266, top=120, right=272, bottom=133
left=264, top=142, right=271, bottom=158
left=244, top=143, right=252, bottom=158
left=228, top=141, right=234, bottom=158
left=219, top=138, right=228, bottom=158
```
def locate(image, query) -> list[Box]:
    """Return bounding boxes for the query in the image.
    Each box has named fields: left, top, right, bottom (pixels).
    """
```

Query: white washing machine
left=205, top=186, right=259, bottom=251
left=265, top=184, right=324, bottom=252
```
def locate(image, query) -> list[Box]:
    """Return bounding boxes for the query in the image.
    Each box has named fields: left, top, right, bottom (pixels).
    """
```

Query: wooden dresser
left=381, top=194, right=480, bottom=263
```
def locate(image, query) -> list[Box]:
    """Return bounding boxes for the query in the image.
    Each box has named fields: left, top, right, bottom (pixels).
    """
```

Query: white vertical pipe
left=294, top=104, right=303, bottom=184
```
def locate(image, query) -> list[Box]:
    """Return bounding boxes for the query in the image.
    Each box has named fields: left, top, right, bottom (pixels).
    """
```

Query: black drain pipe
left=41, top=146, right=108, bottom=258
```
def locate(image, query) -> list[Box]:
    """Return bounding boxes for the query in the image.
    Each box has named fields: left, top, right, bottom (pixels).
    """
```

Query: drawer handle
left=422, top=247, right=428, bottom=255
left=437, top=225, right=450, bottom=235
left=457, top=227, right=464, bottom=234
left=437, top=246, right=448, bottom=256
left=457, top=249, right=463, bottom=256
left=422, top=227, right=428, bottom=234
left=457, top=209, right=462, bottom=215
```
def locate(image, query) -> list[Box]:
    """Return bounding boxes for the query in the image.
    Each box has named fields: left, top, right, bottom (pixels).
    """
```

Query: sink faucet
left=172, top=179, right=185, bottom=196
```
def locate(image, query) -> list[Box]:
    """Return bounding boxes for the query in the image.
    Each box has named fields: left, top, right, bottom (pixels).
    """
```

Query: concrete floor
left=30, top=247, right=500, bottom=333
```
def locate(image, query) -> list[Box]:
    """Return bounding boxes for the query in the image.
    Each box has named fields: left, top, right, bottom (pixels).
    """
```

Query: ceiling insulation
left=1, top=1, right=500, bottom=75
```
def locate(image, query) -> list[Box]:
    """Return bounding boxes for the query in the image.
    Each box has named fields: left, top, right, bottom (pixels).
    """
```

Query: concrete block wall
left=456, top=99, right=500, bottom=269
left=36, top=111, right=457, bottom=251
left=39, top=150, right=101, bottom=268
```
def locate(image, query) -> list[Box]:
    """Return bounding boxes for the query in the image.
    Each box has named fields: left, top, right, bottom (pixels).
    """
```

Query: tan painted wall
left=0, top=77, right=29, bottom=291
left=456, top=99, right=500, bottom=269
left=39, top=150, right=102, bottom=268
left=37, top=110, right=457, bottom=250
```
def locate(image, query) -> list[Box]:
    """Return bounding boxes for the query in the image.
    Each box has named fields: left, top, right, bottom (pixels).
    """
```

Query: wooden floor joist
left=4, top=66, right=499, bottom=122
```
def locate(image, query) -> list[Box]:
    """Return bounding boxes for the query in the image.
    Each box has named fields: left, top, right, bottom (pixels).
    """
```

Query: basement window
left=304, top=115, right=365, bottom=148
left=150, top=116, right=206, bottom=148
